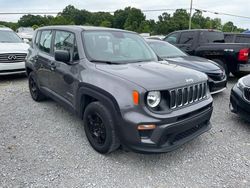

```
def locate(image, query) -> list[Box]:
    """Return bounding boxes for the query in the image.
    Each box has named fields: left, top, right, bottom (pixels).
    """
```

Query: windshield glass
left=82, top=31, right=157, bottom=63
left=0, top=30, right=23, bottom=43
left=148, top=41, right=187, bottom=58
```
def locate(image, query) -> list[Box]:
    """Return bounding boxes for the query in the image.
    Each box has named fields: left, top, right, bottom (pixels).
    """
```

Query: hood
left=242, top=74, right=250, bottom=87
left=0, top=43, right=29, bottom=53
left=166, top=56, right=221, bottom=73
left=96, top=61, right=207, bottom=90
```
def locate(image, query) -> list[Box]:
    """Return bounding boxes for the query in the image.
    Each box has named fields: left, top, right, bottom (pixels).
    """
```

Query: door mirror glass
left=55, top=50, right=70, bottom=64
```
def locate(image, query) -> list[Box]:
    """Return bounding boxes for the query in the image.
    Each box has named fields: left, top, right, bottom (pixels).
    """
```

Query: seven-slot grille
left=0, top=53, right=27, bottom=63
left=244, top=87, right=250, bottom=102
left=169, top=82, right=207, bottom=109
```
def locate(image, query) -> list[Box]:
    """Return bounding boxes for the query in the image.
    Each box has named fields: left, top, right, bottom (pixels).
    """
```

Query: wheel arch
left=76, top=83, right=122, bottom=121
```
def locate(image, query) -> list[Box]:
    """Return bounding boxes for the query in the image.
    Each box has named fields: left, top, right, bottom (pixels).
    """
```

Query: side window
left=164, top=33, right=179, bottom=44
left=224, top=34, right=234, bottom=43
left=179, top=32, right=195, bottom=45
left=39, top=30, right=52, bottom=53
left=235, top=36, right=250, bottom=43
left=34, top=31, right=41, bottom=47
left=54, top=31, right=79, bottom=61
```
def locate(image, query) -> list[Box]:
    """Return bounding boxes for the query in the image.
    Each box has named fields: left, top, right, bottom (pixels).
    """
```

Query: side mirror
left=55, top=50, right=70, bottom=64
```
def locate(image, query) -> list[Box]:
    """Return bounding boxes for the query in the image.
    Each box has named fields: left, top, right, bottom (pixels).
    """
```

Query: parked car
left=17, top=27, right=34, bottom=42
left=146, top=39, right=227, bottom=94
left=164, top=29, right=250, bottom=77
left=0, top=27, right=29, bottom=75
left=26, top=26, right=213, bottom=154
left=224, top=32, right=250, bottom=44
left=230, top=74, right=250, bottom=122
left=146, top=35, right=165, bottom=40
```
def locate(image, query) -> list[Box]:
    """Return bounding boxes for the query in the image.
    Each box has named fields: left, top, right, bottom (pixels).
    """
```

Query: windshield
left=0, top=30, right=23, bottom=43
left=148, top=41, right=187, bottom=58
left=82, top=31, right=157, bottom=63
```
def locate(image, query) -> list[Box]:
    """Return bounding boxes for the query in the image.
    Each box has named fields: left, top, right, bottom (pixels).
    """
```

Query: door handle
left=49, top=62, right=57, bottom=70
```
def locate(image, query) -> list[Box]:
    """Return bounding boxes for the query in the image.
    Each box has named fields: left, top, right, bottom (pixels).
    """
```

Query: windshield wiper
left=90, top=59, right=120, bottom=65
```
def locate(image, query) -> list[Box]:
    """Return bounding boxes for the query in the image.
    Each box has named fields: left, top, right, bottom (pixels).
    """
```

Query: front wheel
left=83, top=102, right=120, bottom=154
left=212, top=59, right=229, bottom=77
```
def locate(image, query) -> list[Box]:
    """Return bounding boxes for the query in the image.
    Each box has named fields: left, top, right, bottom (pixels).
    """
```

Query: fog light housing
left=137, top=124, right=156, bottom=130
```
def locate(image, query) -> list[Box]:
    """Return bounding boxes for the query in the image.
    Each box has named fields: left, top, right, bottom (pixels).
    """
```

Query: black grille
left=0, top=53, right=27, bottom=63
left=173, top=122, right=207, bottom=143
left=244, top=88, right=250, bottom=101
left=169, top=82, right=207, bottom=109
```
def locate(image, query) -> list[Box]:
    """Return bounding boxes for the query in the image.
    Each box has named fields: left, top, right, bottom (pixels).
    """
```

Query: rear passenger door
left=36, top=30, right=53, bottom=89
left=49, top=30, right=79, bottom=104
left=176, top=31, right=196, bottom=55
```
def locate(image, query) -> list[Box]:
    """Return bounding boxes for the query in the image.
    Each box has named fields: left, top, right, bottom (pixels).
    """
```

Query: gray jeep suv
left=25, top=26, right=213, bottom=154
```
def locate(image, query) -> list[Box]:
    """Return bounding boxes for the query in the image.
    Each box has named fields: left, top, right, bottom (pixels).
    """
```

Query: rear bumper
left=118, top=100, right=213, bottom=153
left=238, top=63, right=250, bottom=73
left=0, top=62, right=26, bottom=75
left=230, top=85, right=250, bottom=122
left=208, top=77, right=227, bottom=94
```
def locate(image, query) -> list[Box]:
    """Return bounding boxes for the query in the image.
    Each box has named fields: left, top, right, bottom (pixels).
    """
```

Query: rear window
left=235, top=36, right=250, bottom=43
left=199, top=31, right=225, bottom=43
left=39, top=30, right=53, bottom=53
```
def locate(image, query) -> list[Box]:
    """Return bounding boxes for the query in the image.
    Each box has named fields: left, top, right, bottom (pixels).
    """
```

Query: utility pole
left=189, top=0, right=193, bottom=30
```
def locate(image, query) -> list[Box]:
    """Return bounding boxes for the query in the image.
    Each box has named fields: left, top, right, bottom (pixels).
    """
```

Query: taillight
left=238, top=48, right=249, bottom=62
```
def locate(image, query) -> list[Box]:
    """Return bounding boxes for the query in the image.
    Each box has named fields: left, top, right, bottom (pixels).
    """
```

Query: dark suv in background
left=26, top=26, right=213, bottom=154
left=164, top=29, right=250, bottom=77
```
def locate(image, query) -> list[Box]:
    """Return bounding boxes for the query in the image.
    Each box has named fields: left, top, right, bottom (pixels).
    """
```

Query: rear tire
left=28, top=72, right=46, bottom=102
left=83, top=101, right=120, bottom=154
left=212, top=59, right=229, bottom=76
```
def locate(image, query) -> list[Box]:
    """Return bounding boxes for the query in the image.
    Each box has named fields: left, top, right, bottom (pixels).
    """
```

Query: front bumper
left=0, top=62, right=26, bottom=75
left=208, top=77, right=227, bottom=94
left=117, top=99, right=213, bottom=153
left=230, top=85, right=250, bottom=122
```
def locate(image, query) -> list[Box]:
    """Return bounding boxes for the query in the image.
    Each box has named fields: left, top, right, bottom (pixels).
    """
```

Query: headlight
left=237, top=78, right=245, bottom=91
left=147, top=91, right=161, bottom=108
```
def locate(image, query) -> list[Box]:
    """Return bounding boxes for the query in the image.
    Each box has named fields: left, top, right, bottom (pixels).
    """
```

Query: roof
left=173, top=29, right=222, bottom=33
left=37, top=25, right=136, bottom=34
left=243, top=30, right=250, bottom=34
left=224, top=32, right=250, bottom=37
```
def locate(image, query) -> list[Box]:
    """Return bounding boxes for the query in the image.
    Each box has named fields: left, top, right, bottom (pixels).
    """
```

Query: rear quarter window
left=34, top=31, right=41, bottom=47
left=39, top=30, right=53, bottom=54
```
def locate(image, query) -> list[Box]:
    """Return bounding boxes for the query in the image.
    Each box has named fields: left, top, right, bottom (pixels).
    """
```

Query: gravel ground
left=0, top=75, right=249, bottom=188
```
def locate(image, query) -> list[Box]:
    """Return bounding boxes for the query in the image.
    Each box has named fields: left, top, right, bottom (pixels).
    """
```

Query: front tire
left=28, top=72, right=46, bottom=102
left=212, top=59, right=229, bottom=76
left=83, top=102, right=120, bottom=154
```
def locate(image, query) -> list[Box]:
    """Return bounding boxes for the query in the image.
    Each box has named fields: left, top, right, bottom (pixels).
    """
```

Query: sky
left=0, top=0, right=249, bottom=30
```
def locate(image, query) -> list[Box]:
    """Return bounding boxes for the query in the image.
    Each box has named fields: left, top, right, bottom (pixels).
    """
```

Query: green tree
left=124, top=7, right=146, bottom=32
